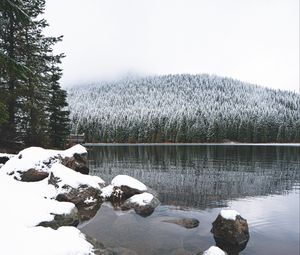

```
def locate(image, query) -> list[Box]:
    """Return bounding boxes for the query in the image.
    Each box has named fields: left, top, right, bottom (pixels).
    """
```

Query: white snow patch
left=84, top=196, right=97, bottom=204
left=0, top=152, right=15, bottom=158
left=127, top=192, right=154, bottom=206
left=111, top=175, right=147, bottom=191
left=203, top=246, right=227, bottom=255
left=51, top=163, right=104, bottom=190
left=1, top=226, right=94, bottom=255
left=63, top=144, right=87, bottom=157
left=220, top=209, right=240, bottom=220
left=101, top=184, right=114, bottom=198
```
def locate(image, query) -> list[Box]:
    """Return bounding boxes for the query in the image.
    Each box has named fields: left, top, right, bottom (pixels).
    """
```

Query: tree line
left=68, top=74, right=300, bottom=143
left=0, top=0, right=70, bottom=149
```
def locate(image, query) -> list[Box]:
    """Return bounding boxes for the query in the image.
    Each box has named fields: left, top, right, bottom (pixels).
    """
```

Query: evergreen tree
left=0, top=0, right=70, bottom=148
left=48, top=62, right=70, bottom=148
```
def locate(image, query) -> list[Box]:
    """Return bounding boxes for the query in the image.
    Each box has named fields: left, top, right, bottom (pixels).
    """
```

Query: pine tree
left=48, top=61, right=70, bottom=148
left=0, top=0, right=70, bottom=148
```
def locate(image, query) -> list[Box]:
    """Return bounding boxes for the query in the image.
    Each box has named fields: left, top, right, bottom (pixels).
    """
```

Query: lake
left=80, top=145, right=300, bottom=255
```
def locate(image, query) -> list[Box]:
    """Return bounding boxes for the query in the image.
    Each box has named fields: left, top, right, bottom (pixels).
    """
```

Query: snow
left=203, top=246, right=227, bottom=255
left=220, top=209, right=240, bottom=220
left=0, top=152, right=15, bottom=158
left=0, top=145, right=97, bottom=255
left=84, top=196, right=97, bottom=204
left=101, top=184, right=114, bottom=198
left=51, top=163, right=104, bottom=190
left=111, top=175, right=147, bottom=191
left=1, top=145, right=87, bottom=174
left=63, top=144, right=87, bottom=157
left=126, top=192, right=154, bottom=206
left=1, top=226, right=94, bottom=255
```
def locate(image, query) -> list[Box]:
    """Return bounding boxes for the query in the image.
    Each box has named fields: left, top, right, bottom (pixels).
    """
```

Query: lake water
left=80, top=145, right=300, bottom=255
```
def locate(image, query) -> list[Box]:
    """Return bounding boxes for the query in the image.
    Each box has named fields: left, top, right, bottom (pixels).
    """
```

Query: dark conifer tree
left=48, top=61, right=70, bottom=148
left=0, top=0, right=70, bottom=148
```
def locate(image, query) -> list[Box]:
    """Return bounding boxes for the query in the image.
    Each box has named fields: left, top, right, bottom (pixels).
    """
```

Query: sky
left=44, top=0, right=299, bottom=92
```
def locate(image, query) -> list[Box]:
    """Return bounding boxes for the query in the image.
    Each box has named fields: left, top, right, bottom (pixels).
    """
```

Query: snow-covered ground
left=0, top=145, right=103, bottom=255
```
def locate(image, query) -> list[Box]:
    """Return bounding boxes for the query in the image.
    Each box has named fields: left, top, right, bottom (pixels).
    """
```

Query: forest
left=68, top=74, right=300, bottom=143
left=0, top=0, right=70, bottom=149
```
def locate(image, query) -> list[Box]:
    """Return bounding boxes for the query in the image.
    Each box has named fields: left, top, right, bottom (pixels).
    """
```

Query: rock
left=85, top=235, right=139, bottom=255
left=121, top=192, right=160, bottom=217
left=56, top=184, right=101, bottom=208
left=56, top=184, right=102, bottom=222
left=0, top=156, right=10, bottom=165
left=17, top=168, right=49, bottom=182
left=211, top=210, right=250, bottom=246
left=60, top=153, right=89, bottom=175
left=197, top=246, right=227, bottom=255
left=38, top=207, right=79, bottom=230
left=107, top=247, right=139, bottom=255
left=163, top=218, right=199, bottom=229
left=102, top=175, right=148, bottom=203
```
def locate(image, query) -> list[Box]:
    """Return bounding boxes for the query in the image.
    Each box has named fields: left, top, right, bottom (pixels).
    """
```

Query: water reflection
left=88, top=145, right=300, bottom=209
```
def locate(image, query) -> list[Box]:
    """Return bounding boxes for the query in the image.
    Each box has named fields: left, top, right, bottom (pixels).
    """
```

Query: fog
left=45, top=0, right=299, bottom=92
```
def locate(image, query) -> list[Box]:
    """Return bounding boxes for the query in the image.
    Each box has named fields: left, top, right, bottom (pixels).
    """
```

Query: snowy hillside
left=67, top=74, right=300, bottom=143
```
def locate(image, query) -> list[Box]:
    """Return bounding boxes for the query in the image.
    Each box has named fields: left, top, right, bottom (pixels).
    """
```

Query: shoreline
left=84, top=142, right=300, bottom=147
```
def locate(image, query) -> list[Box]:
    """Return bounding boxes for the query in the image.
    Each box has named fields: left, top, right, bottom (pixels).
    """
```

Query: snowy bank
left=0, top=145, right=103, bottom=255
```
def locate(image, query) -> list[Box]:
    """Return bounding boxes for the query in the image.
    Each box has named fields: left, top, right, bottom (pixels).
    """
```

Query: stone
left=17, top=168, right=49, bottom=182
left=38, top=207, right=79, bottom=230
left=60, top=153, right=89, bottom=175
left=56, top=184, right=102, bottom=222
left=163, top=218, right=199, bottom=229
left=0, top=156, right=10, bottom=165
left=211, top=213, right=250, bottom=246
left=121, top=193, right=160, bottom=217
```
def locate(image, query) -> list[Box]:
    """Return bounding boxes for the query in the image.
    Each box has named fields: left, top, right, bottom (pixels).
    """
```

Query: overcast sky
left=45, top=0, right=299, bottom=92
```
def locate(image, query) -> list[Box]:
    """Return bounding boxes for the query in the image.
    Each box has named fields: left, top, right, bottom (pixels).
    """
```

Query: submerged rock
left=163, top=218, right=199, bottom=229
left=211, top=210, right=249, bottom=247
left=121, top=192, right=160, bottom=217
left=86, top=235, right=139, bottom=255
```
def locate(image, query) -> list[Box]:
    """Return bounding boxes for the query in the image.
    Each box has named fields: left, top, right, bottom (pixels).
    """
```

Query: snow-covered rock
left=0, top=145, right=105, bottom=255
left=211, top=209, right=250, bottom=246
left=111, top=175, right=147, bottom=191
left=121, top=192, right=160, bottom=217
left=102, top=174, right=147, bottom=202
left=100, top=175, right=160, bottom=216
left=1, top=145, right=92, bottom=182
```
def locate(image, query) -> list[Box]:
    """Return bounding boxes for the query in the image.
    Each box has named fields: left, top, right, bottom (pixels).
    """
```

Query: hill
left=67, top=74, right=300, bottom=143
